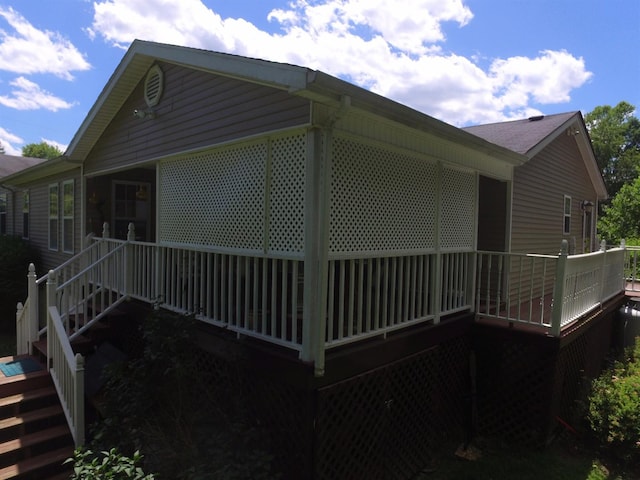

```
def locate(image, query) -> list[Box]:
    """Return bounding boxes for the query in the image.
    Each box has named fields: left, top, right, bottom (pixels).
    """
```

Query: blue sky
left=0, top=0, right=638, bottom=156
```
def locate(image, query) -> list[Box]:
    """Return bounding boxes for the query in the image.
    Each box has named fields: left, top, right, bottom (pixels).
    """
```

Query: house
left=1, top=41, right=626, bottom=479
left=0, top=154, right=46, bottom=237
left=465, top=112, right=608, bottom=256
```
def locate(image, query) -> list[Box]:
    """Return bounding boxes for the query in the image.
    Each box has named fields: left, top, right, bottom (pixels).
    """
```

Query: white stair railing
left=47, top=271, right=84, bottom=447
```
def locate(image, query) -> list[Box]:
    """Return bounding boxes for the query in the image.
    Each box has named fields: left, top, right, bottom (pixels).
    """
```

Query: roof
left=65, top=40, right=525, bottom=166
left=1, top=40, right=526, bottom=186
left=462, top=112, right=578, bottom=157
left=464, top=112, right=608, bottom=199
left=0, top=154, right=46, bottom=178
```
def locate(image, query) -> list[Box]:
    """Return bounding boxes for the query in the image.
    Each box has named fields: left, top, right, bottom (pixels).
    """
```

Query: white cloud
left=87, top=0, right=593, bottom=125
left=0, top=77, right=76, bottom=111
left=0, top=6, right=91, bottom=80
left=490, top=50, right=593, bottom=106
left=41, top=137, right=68, bottom=154
left=0, top=126, right=23, bottom=155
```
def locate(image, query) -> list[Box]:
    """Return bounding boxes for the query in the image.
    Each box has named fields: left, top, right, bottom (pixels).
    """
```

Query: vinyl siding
left=511, top=134, right=597, bottom=256
left=18, top=169, right=82, bottom=273
left=84, top=62, right=311, bottom=174
left=0, top=187, right=12, bottom=236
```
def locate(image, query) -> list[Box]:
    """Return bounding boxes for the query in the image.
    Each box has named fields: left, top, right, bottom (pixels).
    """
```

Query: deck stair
left=0, top=355, right=73, bottom=479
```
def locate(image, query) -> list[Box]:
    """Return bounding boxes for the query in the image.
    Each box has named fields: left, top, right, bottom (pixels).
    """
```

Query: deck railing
left=17, top=226, right=629, bottom=448
left=123, top=240, right=305, bottom=351
left=46, top=304, right=84, bottom=447
left=325, top=251, right=473, bottom=348
left=475, top=251, right=557, bottom=328
left=623, top=244, right=640, bottom=293
left=477, top=240, right=626, bottom=335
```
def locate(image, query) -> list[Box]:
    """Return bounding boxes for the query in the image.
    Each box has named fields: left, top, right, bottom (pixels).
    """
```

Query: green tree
left=597, top=174, right=640, bottom=243
left=21, top=141, right=62, bottom=160
left=585, top=101, right=640, bottom=198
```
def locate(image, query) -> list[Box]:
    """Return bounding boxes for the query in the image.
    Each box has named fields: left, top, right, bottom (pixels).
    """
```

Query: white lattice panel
left=159, top=142, right=267, bottom=249
left=440, top=167, right=476, bottom=249
left=268, top=134, right=306, bottom=254
left=329, top=136, right=437, bottom=255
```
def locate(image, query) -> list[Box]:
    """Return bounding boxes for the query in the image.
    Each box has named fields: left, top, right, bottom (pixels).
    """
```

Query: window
left=0, top=193, right=6, bottom=235
left=22, top=191, right=29, bottom=239
left=563, top=195, right=571, bottom=235
left=49, top=184, right=59, bottom=250
left=63, top=180, right=74, bottom=253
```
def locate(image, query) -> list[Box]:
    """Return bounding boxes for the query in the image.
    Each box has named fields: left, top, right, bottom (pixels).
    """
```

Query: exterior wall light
left=581, top=200, right=594, bottom=212
left=133, top=109, right=156, bottom=119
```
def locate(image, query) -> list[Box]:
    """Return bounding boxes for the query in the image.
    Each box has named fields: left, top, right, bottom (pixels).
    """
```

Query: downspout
left=306, top=95, right=351, bottom=377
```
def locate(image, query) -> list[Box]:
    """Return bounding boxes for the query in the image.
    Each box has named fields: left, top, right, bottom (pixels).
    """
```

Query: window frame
left=62, top=180, right=74, bottom=253
left=0, top=193, right=7, bottom=235
left=563, top=195, right=572, bottom=235
left=22, top=190, right=29, bottom=239
left=49, top=184, right=59, bottom=251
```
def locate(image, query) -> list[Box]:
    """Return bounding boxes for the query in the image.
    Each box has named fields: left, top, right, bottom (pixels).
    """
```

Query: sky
left=0, top=0, right=638, bottom=156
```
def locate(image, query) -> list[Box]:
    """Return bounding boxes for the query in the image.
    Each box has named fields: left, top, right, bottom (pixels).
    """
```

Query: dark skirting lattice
left=474, top=302, right=618, bottom=446
left=314, top=335, right=471, bottom=480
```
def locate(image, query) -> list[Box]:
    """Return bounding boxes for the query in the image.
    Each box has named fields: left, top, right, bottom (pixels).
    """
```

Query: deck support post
left=551, top=240, right=568, bottom=336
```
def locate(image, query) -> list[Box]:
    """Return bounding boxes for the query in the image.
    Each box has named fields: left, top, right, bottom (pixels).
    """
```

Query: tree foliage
left=597, top=175, right=640, bottom=244
left=21, top=141, right=62, bottom=160
left=585, top=101, right=640, bottom=198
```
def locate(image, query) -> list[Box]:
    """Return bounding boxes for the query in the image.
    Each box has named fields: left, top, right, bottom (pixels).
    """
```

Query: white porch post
left=125, top=222, right=136, bottom=296
left=74, top=353, right=85, bottom=446
left=27, top=263, right=38, bottom=354
left=302, top=127, right=327, bottom=375
left=551, top=240, right=568, bottom=337
left=432, top=162, right=443, bottom=323
left=46, top=270, right=56, bottom=370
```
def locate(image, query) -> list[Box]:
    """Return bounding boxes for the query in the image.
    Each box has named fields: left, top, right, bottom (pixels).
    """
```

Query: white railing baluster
left=327, top=260, right=335, bottom=341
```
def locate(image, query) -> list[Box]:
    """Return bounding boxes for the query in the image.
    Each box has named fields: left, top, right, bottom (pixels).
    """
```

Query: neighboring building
left=2, top=41, right=624, bottom=479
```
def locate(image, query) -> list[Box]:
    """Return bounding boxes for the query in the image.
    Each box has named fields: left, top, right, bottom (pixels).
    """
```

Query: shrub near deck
left=0, top=236, right=40, bottom=332
left=588, top=337, right=640, bottom=466
left=91, top=310, right=279, bottom=480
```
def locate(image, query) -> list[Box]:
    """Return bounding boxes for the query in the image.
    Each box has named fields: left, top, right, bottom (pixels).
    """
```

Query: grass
left=416, top=437, right=636, bottom=480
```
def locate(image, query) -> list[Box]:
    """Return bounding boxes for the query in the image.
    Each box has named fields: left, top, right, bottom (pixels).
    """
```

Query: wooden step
left=0, top=405, right=63, bottom=431
left=33, top=334, right=94, bottom=358
left=0, top=387, right=57, bottom=418
left=0, top=371, right=51, bottom=399
left=0, top=387, right=56, bottom=410
left=0, top=424, right=71, bottom=457
left=0, top=445, right=73, bottom=479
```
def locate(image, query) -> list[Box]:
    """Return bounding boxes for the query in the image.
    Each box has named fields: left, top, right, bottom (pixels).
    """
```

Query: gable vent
left=144, top=65, right=164, bottom=108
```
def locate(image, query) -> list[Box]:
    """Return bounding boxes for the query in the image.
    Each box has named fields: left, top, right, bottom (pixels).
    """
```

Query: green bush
left=0, top=236, right=40, bottom=332
left=91, top=310, right=279, bottom=479
left=66, top=448, right=155, bottom=479
left=588, top=337, right=640, bottom=464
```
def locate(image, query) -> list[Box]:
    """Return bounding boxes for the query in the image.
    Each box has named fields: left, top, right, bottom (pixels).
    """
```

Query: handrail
left=47, top=302, right=84, bottom=446
left=15, top=298, right=30, bottom=355
left=477, top=241, right=626, bottom=335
